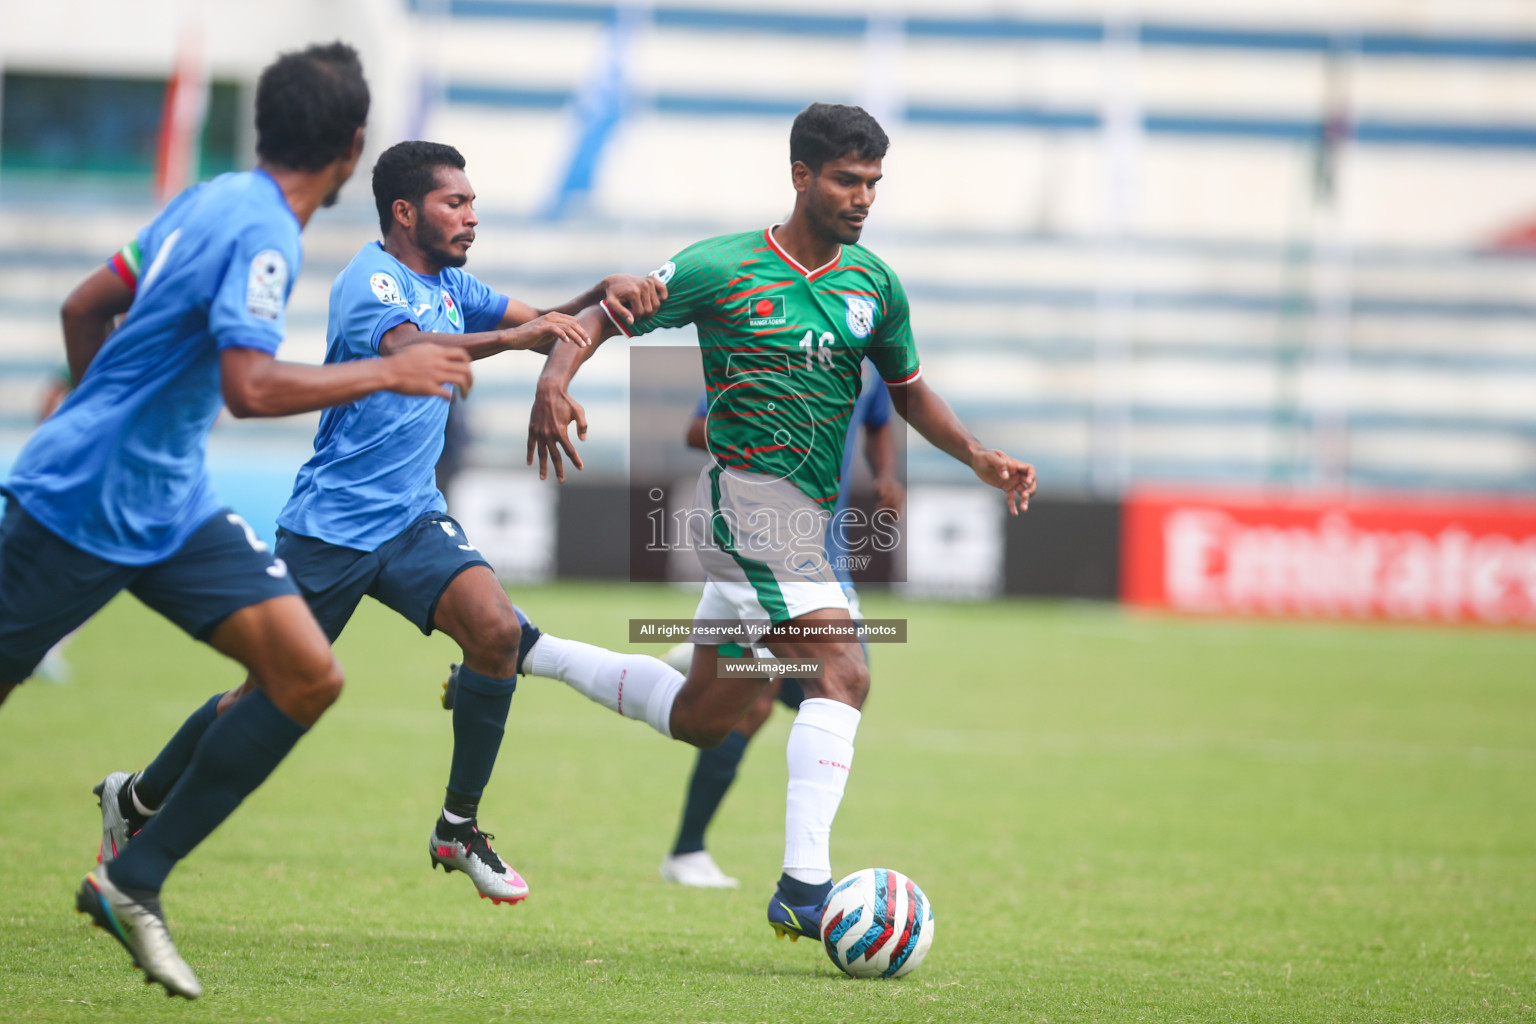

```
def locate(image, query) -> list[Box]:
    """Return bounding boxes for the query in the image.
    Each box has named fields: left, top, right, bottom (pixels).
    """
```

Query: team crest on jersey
left=443, top=290, right=461, bottom=328
left=651, top=260, right=676, bottom=285
left=370, top=272, right=404, bottom=306
left=246, top=250, right=288, bottom=321
left=845, top=295, right=876, bottom=339
left=747, top=294, right=786, bottom=327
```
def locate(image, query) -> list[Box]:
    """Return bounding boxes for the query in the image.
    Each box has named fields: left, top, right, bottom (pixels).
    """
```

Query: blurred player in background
left=0, top=44, right=476, bottom=998
left=659, top=359, right=902, bottom=888
left=522, top=102, right=1035, bottom=943
left=33, top=366, right=77, bottom=682
left=96, top=140, right=665, bottom=909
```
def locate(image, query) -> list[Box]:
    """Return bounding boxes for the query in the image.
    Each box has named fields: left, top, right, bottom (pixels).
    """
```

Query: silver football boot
left=429, top=823, right=529, bottom=905
left=75, top=864, right=203, bottom=999
left=92, top=771, right=138, bottom=864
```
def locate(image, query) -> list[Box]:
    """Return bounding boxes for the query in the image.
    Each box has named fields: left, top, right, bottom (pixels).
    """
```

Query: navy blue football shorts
left=274, top=511, right=492, bottom=643
left=0, top=499, right=299, bottom=685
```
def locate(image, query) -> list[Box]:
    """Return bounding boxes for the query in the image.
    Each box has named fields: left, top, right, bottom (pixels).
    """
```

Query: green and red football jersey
left=606, top=227, right=920, bottom=507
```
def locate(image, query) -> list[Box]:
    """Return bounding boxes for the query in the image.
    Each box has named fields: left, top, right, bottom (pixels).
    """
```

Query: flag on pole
left=542, top=3, right=647, bottom=221
left=154, top=28, right=209, bottom=205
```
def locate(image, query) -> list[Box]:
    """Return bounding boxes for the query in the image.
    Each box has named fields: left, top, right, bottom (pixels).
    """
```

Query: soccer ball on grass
left=820, top=868, right=934, bottom=978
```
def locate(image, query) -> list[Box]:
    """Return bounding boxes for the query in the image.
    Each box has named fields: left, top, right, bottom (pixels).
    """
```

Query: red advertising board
left=1122, top=490, right=1536, bottom=626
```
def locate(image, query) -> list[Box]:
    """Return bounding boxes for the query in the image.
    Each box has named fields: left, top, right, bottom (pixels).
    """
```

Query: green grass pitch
left=1, top=582, right=1533, bottom=1023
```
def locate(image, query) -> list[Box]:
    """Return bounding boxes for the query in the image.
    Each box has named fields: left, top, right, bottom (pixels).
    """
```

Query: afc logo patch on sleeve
left=651, top=260, right=676, bottom=284
left=845, top=295, right=876, bottom=339
left=246, top=250, right=289, bottom=321
left=370, top=272, right=404, bottom=306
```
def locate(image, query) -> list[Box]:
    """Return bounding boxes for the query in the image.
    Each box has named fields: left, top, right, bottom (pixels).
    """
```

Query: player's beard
left=419, top=218, right=469, bottom=268
left=321, top=187, right=342, bottom=209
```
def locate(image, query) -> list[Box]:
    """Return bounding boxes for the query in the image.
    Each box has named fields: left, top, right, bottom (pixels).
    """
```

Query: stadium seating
left=3, top=1, right=1536, bottom=497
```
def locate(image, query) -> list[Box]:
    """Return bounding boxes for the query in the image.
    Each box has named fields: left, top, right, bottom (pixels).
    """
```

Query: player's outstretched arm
left=525, top=303, right=626, bottom=481
left=890, top=377, right=1036, bottom=515
left=493, top=274, right=665, bottom=356
left=377, top=314, right=591, bottom=362
left=220, top=344, right=473, bottom=419
left=60, top=266, right=134, bottom=384
left=505, top=274, right=666, bottom=335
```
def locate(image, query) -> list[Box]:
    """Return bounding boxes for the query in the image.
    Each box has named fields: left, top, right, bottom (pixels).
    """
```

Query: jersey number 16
left=798, top=330, right=835, bottom=371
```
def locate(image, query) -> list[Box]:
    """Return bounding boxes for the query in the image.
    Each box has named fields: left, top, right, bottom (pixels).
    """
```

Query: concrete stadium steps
left=2, top=202, right=1534, bottom=491
left=415, top=2, right=1536, bottom=247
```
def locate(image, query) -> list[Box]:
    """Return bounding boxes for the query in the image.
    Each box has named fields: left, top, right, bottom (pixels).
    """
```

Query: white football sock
left=783, top=697, right=861, bottom=886
left=523, top=634, right=683, bottom=739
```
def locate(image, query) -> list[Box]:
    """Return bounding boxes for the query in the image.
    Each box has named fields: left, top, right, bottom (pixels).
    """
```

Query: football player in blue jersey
left=658, top=361, right=903, bottom=888
left=94, top=140, right=664, bottom=912
left=0, top=44, right=476, bottom=999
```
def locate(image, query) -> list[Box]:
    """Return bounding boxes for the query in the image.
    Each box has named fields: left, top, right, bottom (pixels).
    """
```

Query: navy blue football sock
left=106, top=690, right=306, bottom=894
left=447, top=666, right=516, bottom=802
left=133, top=692, right=223, bottom=810
left=776, top=872, right=832, bottom=908
left=671, top=729, right=749, bottom=856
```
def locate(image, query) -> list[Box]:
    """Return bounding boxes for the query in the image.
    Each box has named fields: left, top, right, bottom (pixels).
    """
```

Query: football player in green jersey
left=518, top=102, right=1035, bottom=942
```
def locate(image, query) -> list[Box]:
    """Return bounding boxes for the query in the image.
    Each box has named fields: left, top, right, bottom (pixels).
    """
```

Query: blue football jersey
left=277, top=243, right=508, bottom=549
left=3, top=170, right=300, bottom=565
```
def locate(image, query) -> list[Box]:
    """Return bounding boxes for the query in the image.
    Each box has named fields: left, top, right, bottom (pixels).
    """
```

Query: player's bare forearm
left=380, top=315, right=588, bottom=362
left=889, top=378, right=984, bottom=465
left=380, top=323, right=513, bottom=360
left=891, top=378, right=1036, bottom=514
left=60, top=266, right=134, bottom=383
left=535, top=274, right=667, bottom=324
left=525, top=304, right=619, bottom=480
left=221, top=345, right=472, bottom=418
left=534, top=305, right=615, bottom=393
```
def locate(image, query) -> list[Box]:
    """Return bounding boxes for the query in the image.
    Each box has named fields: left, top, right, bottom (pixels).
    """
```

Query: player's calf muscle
left=671, top=664, right=765, bottom=748
left=779, top=643, right=869, bottom=708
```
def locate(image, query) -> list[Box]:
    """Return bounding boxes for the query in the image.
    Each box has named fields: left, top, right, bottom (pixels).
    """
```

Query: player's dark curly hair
left=789, top=103, right=889, bottom=173
left=255, top=42, right=370, bottom=172
left=371, top=141, right=467, bottom=236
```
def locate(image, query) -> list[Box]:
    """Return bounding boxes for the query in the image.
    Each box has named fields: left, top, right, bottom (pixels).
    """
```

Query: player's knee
left=464, top=610, right=521, bottom=678
left=813, top=654, right=870, bottom=708
left=263, top=652, right=343, bottom=726
left=292, top=653, right=345, bottom=715
left=312, top=658, right=345, bottom=709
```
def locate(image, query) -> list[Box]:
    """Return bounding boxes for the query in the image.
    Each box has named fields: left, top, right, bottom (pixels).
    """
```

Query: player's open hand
left=505, top=311, right=590, bottom=351
left=970, top=449, right=1036, bottom=515
left=526, top=381, right=587, bottom=482
left=601, top=274, right=668, bottom=326
left=384, top=343, right=473, bottom=400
